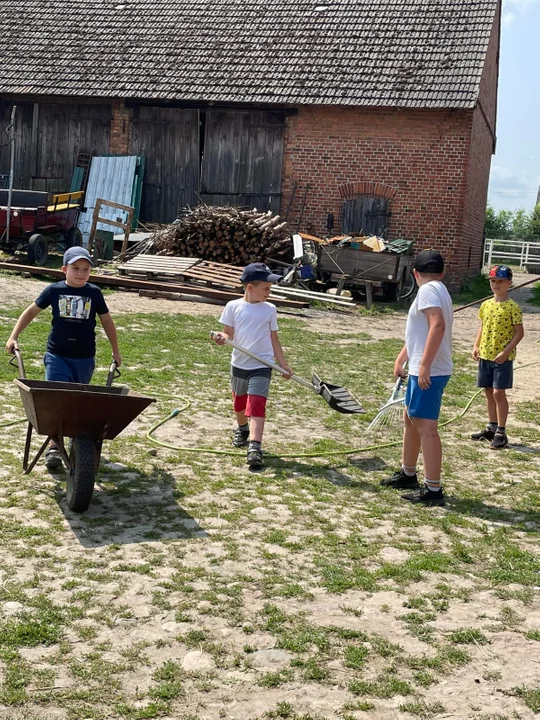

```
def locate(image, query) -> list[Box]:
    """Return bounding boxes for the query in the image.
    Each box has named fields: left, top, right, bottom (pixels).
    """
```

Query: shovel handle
left=210, top=332, right=314, bottom=391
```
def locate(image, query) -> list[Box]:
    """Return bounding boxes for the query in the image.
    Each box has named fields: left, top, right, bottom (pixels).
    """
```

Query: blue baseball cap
left=489, top=265, right=512, bottom=280
left=241, top=262, right=281, bottom=284
left=63, top=246, right=94, bottom=266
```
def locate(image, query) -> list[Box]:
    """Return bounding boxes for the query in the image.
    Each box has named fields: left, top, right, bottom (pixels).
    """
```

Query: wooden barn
left=0, top=0, right=501, bottom=282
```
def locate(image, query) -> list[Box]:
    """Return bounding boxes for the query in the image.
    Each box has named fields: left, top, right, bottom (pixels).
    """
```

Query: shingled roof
left=0, top=0, right=499, bottom=109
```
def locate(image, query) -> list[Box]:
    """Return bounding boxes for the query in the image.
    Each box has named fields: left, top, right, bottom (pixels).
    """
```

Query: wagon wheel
left=27, top=234, right=48, bottom=266
left=65, top=227, right=83, bottom=248
left=66, top=435, right=97, bottom=513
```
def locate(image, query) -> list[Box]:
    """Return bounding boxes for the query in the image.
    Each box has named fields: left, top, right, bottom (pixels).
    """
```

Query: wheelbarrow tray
left=15, top=379, right=155, bottom=440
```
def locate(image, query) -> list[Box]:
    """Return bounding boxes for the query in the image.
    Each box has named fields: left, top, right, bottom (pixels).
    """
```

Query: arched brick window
left=338, top=182, right=397, bottom=237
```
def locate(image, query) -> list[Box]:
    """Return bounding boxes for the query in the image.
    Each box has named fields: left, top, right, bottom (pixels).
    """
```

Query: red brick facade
left=281, top=104, right=491, bottom=285
left=110, top=101, right=130, bottom=155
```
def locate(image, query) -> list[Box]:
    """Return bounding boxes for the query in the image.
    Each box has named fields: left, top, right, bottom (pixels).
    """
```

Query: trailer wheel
left=27, top=234, right=48, bottom=266
left=66, top=435, right=97, bottom=513
left=65, top=227, right=83, bottom=248
left=399, top=271, right=417, bottom=300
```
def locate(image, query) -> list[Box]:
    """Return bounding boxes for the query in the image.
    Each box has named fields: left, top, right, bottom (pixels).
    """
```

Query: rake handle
left=210, top=332, right=314, bottom=391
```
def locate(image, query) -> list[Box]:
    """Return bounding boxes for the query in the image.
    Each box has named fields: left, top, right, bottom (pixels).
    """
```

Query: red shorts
left=232, top=393, right=267, bottom=418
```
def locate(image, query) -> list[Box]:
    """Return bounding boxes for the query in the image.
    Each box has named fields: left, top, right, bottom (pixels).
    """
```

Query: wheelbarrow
left=210, top=333, right=365, bottom=414
left=10, top=348, right=156, bottom=513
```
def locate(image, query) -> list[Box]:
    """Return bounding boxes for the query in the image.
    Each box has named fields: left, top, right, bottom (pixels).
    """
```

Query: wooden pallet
left=117, top=255, right=244, bottom=291
left=118, top=255, right=201, bottom=279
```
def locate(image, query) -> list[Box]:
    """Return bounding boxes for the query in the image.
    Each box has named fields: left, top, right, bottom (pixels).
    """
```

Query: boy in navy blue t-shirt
left=6, top=247, right=121, bottom=469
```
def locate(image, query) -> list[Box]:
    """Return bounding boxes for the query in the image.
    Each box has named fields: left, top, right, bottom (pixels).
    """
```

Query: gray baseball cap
left=63, top=246, right=94, bottom=266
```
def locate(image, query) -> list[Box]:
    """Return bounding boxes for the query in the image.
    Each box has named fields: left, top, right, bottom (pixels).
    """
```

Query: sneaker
left=247, top=442, right=263, bottom=468
left=471, top=427, right=495, bottom=442
left=490, top=432, right=508, bottom=450
left=45, top=447, right=63, bottom=470
left=401, top=485, right=446, bottom=506
left=232, top=425, right=249, bottom=447
left=380, top=469, right=419, bottom=489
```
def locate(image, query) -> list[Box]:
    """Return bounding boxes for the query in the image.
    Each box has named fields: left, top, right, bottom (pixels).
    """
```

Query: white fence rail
left=484, top=238, right=540, bottom=270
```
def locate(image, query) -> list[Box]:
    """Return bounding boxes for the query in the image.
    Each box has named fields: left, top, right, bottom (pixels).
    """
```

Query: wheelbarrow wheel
left=65, top=227, right=83, bottom=248
left=27, top=234, right=48, bottom=266
left=66, top=435, right=97, bottom=513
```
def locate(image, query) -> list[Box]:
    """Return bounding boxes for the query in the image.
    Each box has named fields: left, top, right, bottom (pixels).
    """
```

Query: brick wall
left=460, top=0, right=501, bottom=275
left=281, top=106, right=477, bottom=285
left=110, top=101, right=130, bottom=154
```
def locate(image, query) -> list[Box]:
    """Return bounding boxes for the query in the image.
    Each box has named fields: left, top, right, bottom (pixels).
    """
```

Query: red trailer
left=0, top=189, right=84, bottom=265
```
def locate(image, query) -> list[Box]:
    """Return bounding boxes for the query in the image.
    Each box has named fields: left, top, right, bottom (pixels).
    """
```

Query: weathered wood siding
left=341, top=196, right=390, bottom=237
left=200, top=110, right=285, bottom=213
left=0, top=100, right=110, bottom=194
left=129, top=106, right=200, bottom=223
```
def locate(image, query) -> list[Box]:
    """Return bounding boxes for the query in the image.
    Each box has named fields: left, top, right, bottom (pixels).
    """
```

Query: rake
left=367, top=370, right=407, bottom=431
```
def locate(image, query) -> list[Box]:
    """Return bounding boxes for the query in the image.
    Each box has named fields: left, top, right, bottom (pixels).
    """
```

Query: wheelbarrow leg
left=23, top=423, right=54, bottom=475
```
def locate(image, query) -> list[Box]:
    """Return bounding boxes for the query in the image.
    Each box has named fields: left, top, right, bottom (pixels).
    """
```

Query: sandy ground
left=0, top=271, right=539, bottom=720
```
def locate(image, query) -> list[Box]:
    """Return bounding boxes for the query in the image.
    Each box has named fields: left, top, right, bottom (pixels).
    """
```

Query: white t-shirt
left=405, top=280, right=453, bottom=376
left=219, top=298, right=279, bottom=370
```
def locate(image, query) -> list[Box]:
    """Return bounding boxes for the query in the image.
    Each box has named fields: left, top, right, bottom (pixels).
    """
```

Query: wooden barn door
left=0, top=100, right=35, bottom=188
left=129, top=107, right=199, bottom=223
left=200, top=110, right=285, bottom=213
left=33, top=103, right=111, bottom=194
left=342, top=196, right=390, bottom=237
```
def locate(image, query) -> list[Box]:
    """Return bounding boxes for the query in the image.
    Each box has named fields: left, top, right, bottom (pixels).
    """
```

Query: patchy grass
left=0, top=295, right=538, bottom=719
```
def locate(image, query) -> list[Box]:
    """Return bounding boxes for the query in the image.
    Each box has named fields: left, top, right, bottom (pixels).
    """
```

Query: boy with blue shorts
left=6, top=247, right=121, bottom=470
left=471, top=265, right=523, bottom=449
left=212, top=263, right=292, bottom=469
left=381, top=250, right=453, bottom=506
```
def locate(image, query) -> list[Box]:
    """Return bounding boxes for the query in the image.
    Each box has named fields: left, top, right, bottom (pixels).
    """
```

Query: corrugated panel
left=78, top=155, right=138, bottom=243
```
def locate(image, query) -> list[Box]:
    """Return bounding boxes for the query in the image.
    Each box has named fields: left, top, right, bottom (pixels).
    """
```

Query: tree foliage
left=485, top=203, right=540, bottom=240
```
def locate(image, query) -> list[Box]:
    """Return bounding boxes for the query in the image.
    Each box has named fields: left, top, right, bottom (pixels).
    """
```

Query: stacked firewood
left=147, top=205, right=291, bottom=266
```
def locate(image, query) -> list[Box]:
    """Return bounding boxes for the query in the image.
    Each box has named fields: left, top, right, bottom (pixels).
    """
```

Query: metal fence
left=484, top=238, right=540, bottom=271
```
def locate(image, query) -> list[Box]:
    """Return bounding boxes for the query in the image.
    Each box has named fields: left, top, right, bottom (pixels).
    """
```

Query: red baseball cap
left=488, top=265, right=512, bottom=280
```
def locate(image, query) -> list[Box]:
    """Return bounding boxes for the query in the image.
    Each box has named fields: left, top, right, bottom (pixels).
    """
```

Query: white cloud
left=502, top=0, right=539, bottom=23
left=502, top=11, right=516, bottom=25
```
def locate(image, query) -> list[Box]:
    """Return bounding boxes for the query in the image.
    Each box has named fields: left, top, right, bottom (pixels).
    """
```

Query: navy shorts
left=44, top=352, right=95, bottom=384
left=405, top=375, right=450, bottom=421
left=477, top=359, right=513, bottom=390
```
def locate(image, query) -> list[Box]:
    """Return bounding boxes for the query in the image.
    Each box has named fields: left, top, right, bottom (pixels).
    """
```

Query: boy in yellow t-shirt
left=471, top=265, right=524, bottom=449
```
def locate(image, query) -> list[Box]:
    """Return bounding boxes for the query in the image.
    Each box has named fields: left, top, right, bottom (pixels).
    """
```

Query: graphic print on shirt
left=58, top=295, right=92, bottom=320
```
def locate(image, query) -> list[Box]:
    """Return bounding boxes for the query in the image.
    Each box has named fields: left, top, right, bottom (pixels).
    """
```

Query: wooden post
left=365, top=281, right=373, bottom=309
left=87, top=198, right=135, bottom=259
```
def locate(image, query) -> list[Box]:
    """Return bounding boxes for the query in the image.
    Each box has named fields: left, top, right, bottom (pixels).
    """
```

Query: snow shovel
left=210, top=333, right=365, bottom=414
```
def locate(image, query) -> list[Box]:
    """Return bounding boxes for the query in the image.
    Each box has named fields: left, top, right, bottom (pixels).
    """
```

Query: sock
left=496, top=426, right=506, bottom=435
left=487, top=422, right=497, bottom=432
left=424, top=478, right=441, bottom=492
left=402, top=464, right=417, bottom=477
left=238, top=422, right=248, bottom=430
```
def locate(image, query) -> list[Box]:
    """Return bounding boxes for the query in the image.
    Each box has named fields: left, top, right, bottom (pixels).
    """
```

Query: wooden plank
left=0, top=263, right=308, bottom=308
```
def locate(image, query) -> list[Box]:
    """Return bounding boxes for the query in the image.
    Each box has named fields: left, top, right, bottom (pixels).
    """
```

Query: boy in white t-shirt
left=381, top=250, right=453, bottom=506
left=212, top=263, right=292, bottom=468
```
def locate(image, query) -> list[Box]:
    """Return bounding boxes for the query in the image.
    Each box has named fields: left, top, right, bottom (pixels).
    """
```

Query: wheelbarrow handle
left=9, top=345, right=26, bottom=379
left=210, top=332, right=314, bottom=391
left=106, top=360, right=121, bottom=387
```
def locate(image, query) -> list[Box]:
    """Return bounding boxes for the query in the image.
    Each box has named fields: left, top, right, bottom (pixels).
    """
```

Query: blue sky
left=487, top=0, right=540, bottom=211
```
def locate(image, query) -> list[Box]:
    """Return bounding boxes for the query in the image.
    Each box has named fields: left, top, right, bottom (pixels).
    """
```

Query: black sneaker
left=490, top=432, right=508, bottom=450
left=401, top=485, right=445, bottom=506
left=471, top=427, right=495, bottom=442
left=247, top=442, right=263, bottom=468
left=232, top=425, right=249, bottom=447
left=45, top=448, right=63, bottom=470
left=380, top=469, right=419, bottom=489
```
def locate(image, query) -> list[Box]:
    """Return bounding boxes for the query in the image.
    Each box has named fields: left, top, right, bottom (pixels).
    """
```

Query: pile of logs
left=145, top=205, right=292, bottom=266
